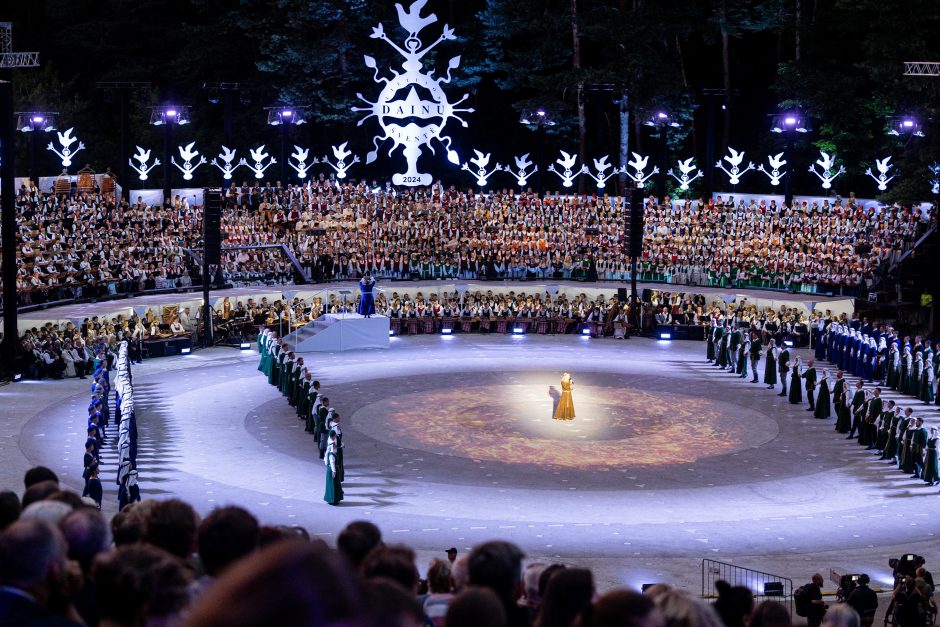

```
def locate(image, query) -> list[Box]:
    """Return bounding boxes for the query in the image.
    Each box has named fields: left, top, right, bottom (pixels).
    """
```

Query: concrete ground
left=2, top=333, right=938, bottom=603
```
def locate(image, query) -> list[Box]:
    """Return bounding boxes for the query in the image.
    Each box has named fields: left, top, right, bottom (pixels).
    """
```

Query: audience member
left=184, top=540, right=364, bottom=627
left=446, top=586, right=508, bottom=627
left=0, top=518, right=82, bottom=626
left=93, top=544, right=192, bottom=627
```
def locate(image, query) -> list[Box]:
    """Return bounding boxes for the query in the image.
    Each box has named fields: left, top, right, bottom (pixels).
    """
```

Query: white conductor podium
left=286, top=313, right=390, bottom=352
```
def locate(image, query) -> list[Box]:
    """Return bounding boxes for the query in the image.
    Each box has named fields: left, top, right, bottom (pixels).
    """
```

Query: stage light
left=512, top=327, right=525, bottom=335
left=784, top=340, right=794, bottom=347
left=149, top=105, right=190, bottom=126
left=388, top=329, right=395, bottom=336
left=266, top=106, right=307, bottom=126
left=180, top=348, right=191, bottom=355
left=770, top=112, right=809, bottom=134
left=13, top=373, right=22, bottom=382
left=240, top=342, right=251, bottom=350
left=659, top=332, right=672, bottom=340
left=581, top=327, right=591, bottom=335
left=16, top=111, right=57, bottom=133
left=441, top=328, right=453, bottom=335
left=887, top=116, right=925, bottom=137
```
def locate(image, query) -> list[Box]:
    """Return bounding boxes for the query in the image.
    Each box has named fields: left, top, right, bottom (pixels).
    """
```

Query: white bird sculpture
left=211, top=146, right=241, bottom=180
left=715, top=147, right=755, bottom=185
left=547, top=150, right=587, bottom=188
left=865, top=156, right=896, bottom=191
left=46, top=127, right=85, bottom=168
left=757, top=152, right=787, bottom=186
left=504, top=153, right=537, bottom=187
left=171, top=142, right=207, bottom=181
left=625, top=152, right=658, bottom=187
left=461, top=149, right=502, bottom=187
left=584, top=155, right=619, bottom=189
left=289, top=145, right=316, bottom=180
left=395, top=0, right=437, bottom=37
left=808, top=150, right=846, bottom=189
left=245, top=145, right=276, bottom=179
left=322, top=142, right=360, bottom=179
left=129, top=145, right=160, bottom=181
left=667, top=157, right=703, bottom=191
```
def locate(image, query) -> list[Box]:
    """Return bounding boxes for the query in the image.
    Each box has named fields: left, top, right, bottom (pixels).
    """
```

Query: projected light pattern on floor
left=352, top=377, right=777, bottom=469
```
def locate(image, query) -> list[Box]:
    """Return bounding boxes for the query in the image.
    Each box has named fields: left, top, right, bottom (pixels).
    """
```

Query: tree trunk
left=721, top=20, right=731, bottom=151
left=618, top=89, right=629, bottom=193
left=571, top=0, right=586, bottom=192
left=795, top=0, right=801, bottom=61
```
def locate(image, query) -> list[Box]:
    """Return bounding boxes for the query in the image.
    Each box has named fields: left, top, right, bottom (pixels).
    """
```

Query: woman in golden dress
left=554, top=372, right=576, bottom=420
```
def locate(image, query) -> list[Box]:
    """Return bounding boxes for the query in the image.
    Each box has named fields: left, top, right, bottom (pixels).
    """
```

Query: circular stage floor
left=12, top=334, right=940, bottom=591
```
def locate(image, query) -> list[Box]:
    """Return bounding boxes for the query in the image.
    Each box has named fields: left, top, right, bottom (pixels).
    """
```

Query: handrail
left=702, top=559, right=793, bottom=612
left=888, top=223, right=936, bottom=272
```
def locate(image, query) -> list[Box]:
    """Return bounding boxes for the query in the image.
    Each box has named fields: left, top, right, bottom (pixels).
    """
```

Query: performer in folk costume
left=881, top=406, right=902, bottom=461
left=749, top=332, right=762, bottom=383
left=777, top=341, right=791, bottom=397
left=327, top=412, right=345, bottom=483
left=736, top=335, right=748, bottom=379
left=874, top=400, right=896, bottom=455
left=763, top=339, right=778, bottom=389
left=706, top=320, right=716, bottom=362
left=922, top=426, right=939, bottom=486
left=814, top=370, right=832, bottom=420
left=788, top=357, right=802, bottom=404
left=861, top=387, right=883, bottom=448
left=358, top=274, right=376, bottom=318
left=324, top=430, right=344, bottom=505
left=554, top=372, right=576, bottom=420
left=118, top=469, right=141, bottom=512
left=801, top=359, right=818, bottom=411
left=848, top=381, right=866, bottom=439
left=921, top=357, right=935, bottom=404
left=895, top=408, right=913, bottom=466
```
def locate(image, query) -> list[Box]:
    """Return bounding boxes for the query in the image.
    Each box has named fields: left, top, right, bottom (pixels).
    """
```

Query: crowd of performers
left=10, top=178, right=934, bottom=307
left=707, top=319, right=940, bottom=489
left=255, top=329, right=344, bottom=505
left=81, top=342, right=142, bottom=511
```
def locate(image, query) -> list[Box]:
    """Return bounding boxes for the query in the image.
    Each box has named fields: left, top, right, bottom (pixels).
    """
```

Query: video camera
left=889, top=554, right=924, bottom=585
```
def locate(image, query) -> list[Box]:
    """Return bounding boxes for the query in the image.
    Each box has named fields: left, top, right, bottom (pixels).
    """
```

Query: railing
left=887, top=223, right=936, bottom=272
left=702, top=559, right=793, bottom=613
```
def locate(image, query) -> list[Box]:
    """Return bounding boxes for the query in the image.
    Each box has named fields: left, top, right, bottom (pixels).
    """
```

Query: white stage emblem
left=353, top=0, right=473, bottom=187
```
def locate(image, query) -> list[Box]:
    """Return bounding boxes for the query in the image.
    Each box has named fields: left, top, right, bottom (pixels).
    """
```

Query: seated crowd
left=3, top=466, right=933, bottom=627
left=12, top=288, right=828, bottom=380
left=5, top=177, right=934, bottom=306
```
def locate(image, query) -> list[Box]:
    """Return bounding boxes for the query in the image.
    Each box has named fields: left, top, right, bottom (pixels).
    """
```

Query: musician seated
left=169, top=317, right=187, bottom=336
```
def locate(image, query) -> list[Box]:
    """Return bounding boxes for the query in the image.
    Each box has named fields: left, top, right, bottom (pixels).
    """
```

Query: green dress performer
left=324, top=435, right=344, bottom=505
left=922, top=431, right=939, bottom=486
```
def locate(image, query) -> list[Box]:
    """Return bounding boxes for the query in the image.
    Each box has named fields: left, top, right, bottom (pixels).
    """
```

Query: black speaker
left=204, top=188, right=223, bottom=265
left=627, top=187, right=645, bottom=258
left=617, top=288, right=628, bottom=303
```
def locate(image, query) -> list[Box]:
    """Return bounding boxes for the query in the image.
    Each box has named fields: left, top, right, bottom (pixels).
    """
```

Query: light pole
left=266, top=106, right=306, bottom=186
left=770, top=112, right=809, bottom=207
left=150, top=105, right=190, bottom=206
left=97, top=82, right=150, bottom=200
left=643, top=111, right=680, bottom=202
left=519, top=109, right=556, bottom=193
left=15, top=111, right=56, bottom=185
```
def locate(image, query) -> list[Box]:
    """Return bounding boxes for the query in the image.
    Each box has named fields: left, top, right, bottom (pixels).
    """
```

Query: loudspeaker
left=626, top=187, right=645, bottom=258
left=617, top=288, right=628, bottom=303
left=204, top=188, right=223, bottom=265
